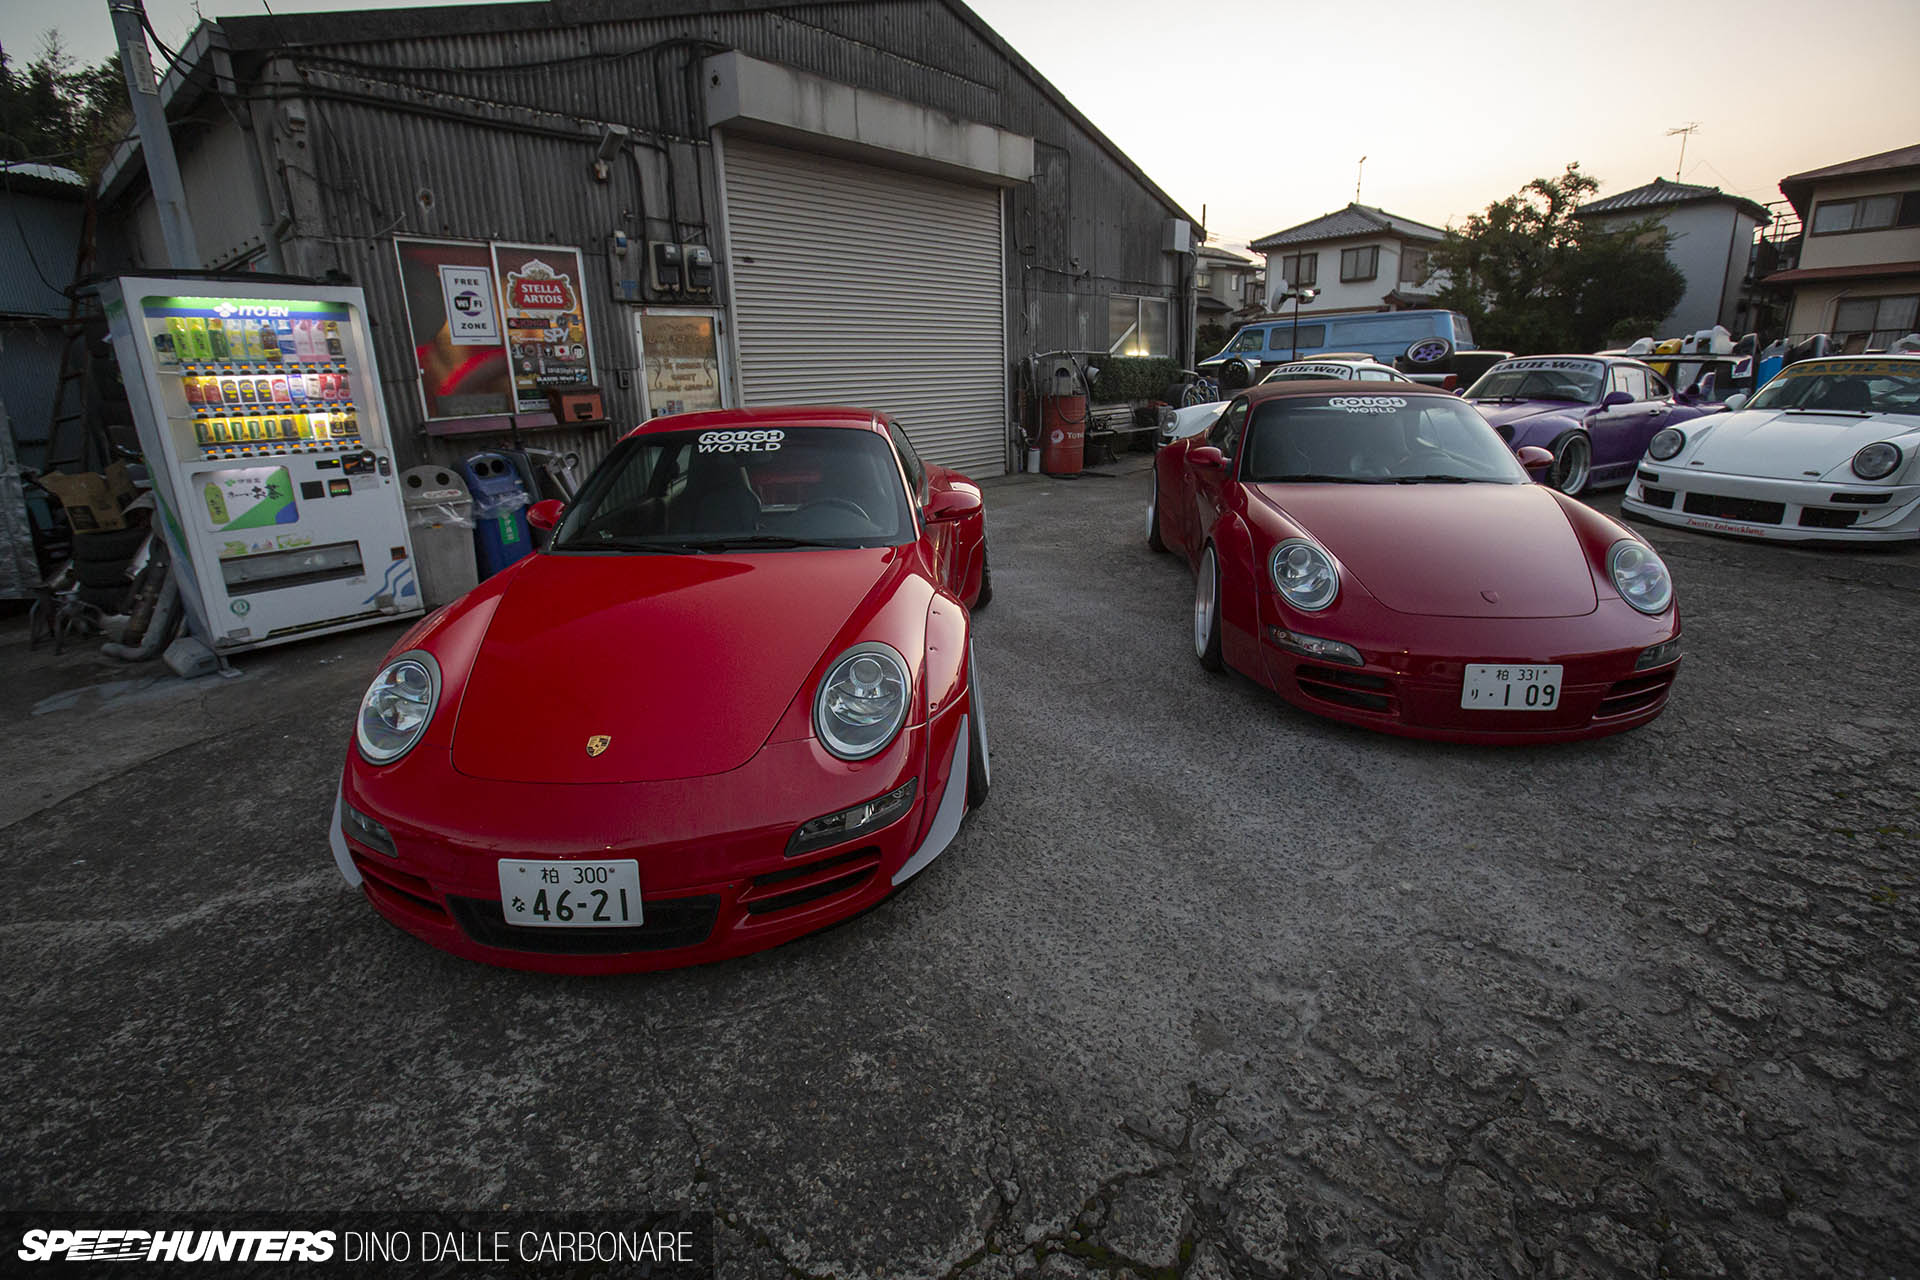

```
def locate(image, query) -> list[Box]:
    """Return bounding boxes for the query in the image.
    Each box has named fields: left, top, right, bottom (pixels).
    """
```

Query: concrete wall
left=1798, top=172, right=1920, bottom=271
left=1263, top=235, right=1434, bottom=314
left=1588, top=202, right=1760, bottom=335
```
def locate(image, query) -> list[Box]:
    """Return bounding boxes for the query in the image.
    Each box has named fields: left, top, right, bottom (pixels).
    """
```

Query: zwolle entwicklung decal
left=698, top=429, right=783, bottom=453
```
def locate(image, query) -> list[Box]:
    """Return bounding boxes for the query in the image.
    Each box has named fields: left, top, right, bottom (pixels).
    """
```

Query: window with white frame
left=1399, top=246, right=1432, bottom=285
left=1108, top=295, right=1171, bottom=357
left=1810, top=191, right=1920, bottom=235
left=1278, top=252, right=1317, bottom=287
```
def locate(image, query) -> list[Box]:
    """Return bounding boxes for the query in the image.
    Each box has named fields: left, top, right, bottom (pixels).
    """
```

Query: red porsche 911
left=329, top=407, right=991, bottom=973
left=1149, top=382, right=1681, bottom=743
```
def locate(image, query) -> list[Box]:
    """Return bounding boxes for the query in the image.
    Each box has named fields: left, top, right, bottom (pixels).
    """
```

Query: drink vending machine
left=99, top=277, right=424, bottom=653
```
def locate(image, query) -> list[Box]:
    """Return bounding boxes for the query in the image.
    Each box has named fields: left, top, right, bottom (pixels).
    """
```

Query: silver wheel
left=1194, top=546, right=1217, bottom=658
left=1550, top=433, right=1591, bottom=495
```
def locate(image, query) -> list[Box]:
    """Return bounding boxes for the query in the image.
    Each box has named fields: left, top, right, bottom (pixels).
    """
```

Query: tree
left=0, top=35, right=129, bottom=177
left=1433, top=163, right=1685, bottom=354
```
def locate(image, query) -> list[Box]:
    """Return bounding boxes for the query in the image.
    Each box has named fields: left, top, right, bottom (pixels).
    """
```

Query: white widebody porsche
left=1158, top=358, right=1412, bottom=444
left=1622, top=355, right=1920, bottom=542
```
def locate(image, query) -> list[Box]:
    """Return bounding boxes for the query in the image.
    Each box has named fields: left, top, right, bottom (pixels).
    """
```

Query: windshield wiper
left=675, top=533, right=848, bottom=551
left=1392, top=475, right=1478, bottom=483
left=1260, top=474, right=1394, bottom=484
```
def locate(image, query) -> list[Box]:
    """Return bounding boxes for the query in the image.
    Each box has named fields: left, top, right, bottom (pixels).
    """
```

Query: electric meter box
left=682, top=243, right=716, bottom=297
left=648, top=241, right=684, bottom=295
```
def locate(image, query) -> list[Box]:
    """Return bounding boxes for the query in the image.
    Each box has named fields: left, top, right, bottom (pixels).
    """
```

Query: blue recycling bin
left=461, top=452, right=533, bottom=578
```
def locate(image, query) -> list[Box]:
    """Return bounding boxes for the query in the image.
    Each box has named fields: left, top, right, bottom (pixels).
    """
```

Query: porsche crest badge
left=586, top=735, right=612, bottom=757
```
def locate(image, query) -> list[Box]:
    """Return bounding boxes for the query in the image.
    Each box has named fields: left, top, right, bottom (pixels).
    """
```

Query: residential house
left=1249, top=203, right=1445, bottom=316
left=1193, top=244, right=1263, bottom=329
left=1759, top=142, right=1920, bottom=349
left=1573, top=177, right=1771, bottom=337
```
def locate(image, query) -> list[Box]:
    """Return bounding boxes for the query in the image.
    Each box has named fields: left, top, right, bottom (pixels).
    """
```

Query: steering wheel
left=796, top=498, right=871, bottom=522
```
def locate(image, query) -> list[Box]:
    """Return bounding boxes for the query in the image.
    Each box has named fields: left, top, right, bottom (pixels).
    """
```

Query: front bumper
left=330, top=703, right=971, bottom=974
left=1622, top=466, right=1920, bottom=543
left=1251, top=592, right=1680, bottom=744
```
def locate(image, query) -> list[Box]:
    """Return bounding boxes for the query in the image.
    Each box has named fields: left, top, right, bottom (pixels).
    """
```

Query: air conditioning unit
left=1164, top=219, right=1194, bottom=255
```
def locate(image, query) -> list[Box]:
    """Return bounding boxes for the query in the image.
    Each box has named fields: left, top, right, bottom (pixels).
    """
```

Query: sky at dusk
left=6, top=0, right=1917, bottom=258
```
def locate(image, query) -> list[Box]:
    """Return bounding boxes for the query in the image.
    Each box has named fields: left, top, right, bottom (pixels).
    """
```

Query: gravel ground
left=3, top=456, right=1916, bottom=1278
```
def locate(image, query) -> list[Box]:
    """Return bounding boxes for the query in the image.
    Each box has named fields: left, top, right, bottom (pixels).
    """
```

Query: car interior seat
left=1815, top=379, right=1871, bottom=412
left=680, top=464, right=762, bottom=533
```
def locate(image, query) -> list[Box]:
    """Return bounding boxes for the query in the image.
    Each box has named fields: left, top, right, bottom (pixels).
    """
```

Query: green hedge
left=1089, top=357, right=1183, bottom=403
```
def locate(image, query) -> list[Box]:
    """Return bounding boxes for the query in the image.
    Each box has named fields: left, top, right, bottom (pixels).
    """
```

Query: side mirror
left=527, top=498, right=565, bottom=532
left=1515, top=445, right=1554, bottom=477
left=924, top=486, right=982, bottom=522
left=1189, top=445, right=1227, bottom=470
left=1599, top=390, right=1634, bottom=410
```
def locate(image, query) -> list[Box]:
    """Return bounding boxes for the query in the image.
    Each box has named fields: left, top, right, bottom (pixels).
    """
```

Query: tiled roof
left=1575, top=177, right=1770, bottom=223
left=1760, top=260, right=1920, bottom=287
left=1779, top=142, right=1920, bottom=217
left=1251, top=203, right=1446, bottom=250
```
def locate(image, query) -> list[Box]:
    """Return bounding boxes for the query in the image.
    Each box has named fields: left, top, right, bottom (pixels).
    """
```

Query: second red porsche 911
left=1149, top=382, right=1681, bottom=743
left=330, top=407, right=991, bottom=973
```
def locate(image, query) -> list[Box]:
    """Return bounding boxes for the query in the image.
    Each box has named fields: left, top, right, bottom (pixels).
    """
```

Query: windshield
left=553, top=426, right=915, bottom=551
left=1746, top=359, right=1920, bottom=415
left=1241, top=394, right=1529, bottom=484
left=1466, top=358, right=1607, bottom=404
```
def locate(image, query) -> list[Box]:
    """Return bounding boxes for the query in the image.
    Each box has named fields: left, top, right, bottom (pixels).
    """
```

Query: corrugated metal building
left=95, top=0, right=1199, bottom=478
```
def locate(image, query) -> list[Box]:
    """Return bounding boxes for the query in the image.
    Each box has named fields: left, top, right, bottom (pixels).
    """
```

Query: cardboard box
left=39, top=462, right=137, bottom=532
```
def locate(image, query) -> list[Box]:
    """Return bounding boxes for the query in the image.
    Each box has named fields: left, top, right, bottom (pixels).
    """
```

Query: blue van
left=1198, top=309, right=1478, bottom=383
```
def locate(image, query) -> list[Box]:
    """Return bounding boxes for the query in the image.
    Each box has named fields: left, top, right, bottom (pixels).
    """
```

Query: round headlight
left=1647, top=428, right=1685, bottom=461
left=1269, top=538, right=1339, bottom=612
left=356, top=651, right=441, bottom=764
left=1609, top=540, right=1673, bottom=615
left=814, top=642, right=911, bottom=761
left=1852, top=441, right=1902, bottom=481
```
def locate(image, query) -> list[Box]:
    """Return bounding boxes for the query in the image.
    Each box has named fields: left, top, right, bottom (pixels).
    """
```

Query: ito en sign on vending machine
left=98, top=277, right=424, bottom=654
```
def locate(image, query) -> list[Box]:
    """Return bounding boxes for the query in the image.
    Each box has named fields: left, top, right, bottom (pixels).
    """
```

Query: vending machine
left=99, top=277, right=423, bottom=654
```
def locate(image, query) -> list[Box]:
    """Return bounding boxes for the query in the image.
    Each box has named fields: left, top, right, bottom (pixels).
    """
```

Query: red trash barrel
left=1040, top=395, right=1086, bottom=475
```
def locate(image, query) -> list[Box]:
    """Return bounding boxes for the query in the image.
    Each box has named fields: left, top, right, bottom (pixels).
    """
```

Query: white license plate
left=1460, top=663, right=1563, bottom=712
left=497, top=860, right=642, bottom=928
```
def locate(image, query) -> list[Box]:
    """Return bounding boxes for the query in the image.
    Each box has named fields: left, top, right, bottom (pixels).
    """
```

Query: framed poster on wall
left=393, top=237, right=513, bottom=419
left=493, top=243, right=596, bottom=414
left=637, top=310, right=727, bottom=417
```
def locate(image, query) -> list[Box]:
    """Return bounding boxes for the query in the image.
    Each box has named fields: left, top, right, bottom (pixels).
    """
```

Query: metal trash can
left=461, top=452, right=534, bottom=578
left=399, top=465, right=478, bottom=608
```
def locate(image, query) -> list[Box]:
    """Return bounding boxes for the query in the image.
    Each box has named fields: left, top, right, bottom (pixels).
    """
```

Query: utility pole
left=1666, top=123, right=1700, bottom=182
left=109, top=0, right=199, bottom=267
left=1355, top=156, right=1367, bottom=204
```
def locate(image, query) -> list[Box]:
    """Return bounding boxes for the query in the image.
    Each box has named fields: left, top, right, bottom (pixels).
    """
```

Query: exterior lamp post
left=1287, top=286, right=1320, bottom=360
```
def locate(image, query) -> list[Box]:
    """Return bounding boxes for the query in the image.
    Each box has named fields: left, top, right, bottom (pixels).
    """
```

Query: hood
left=1251, top=483, right=1597, bottom=618
left=451, top=548, right=894, bottom=783
left=1679, top=409, right=1917, bottom=480
left=1468, top=398, right=1585, bottom=429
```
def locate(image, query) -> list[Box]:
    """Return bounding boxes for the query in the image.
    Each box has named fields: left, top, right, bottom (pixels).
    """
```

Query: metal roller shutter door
left=721, top=137, right=1007, bottom=476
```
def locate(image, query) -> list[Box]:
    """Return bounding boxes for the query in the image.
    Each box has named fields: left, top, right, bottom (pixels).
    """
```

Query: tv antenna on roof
left=1666, top=123, right=1700, bottom=180
left=1355, top=155, right=1367, bottom=204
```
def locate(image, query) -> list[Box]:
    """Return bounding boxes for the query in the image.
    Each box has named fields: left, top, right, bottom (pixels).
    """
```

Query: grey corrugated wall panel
left=0, top=192, right=82, bottom=318
left=723, top=137, right=1005, bottom=477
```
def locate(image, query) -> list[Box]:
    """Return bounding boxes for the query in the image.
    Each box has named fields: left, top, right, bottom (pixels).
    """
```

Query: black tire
left=971, top=548, right=993, bottom=612
left=1220, top=360, right=1252, bottom=391
left=965, top=643, right=990, bottom=810
left=1147, top=467, right=1168, bottom=552
left=1547, top=431, right=1592, bottom=495
left=72, top=526, right=148, bottom=564
left=1161, top=381, right=1190, bottom=405
left=1194, top=544, right=1225, bottom=672
left=72, top=558, right=134, bottom=589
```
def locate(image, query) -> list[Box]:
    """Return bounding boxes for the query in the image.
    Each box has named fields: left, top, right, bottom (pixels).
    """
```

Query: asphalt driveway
left=3, top=458, right=1915, bottom=1278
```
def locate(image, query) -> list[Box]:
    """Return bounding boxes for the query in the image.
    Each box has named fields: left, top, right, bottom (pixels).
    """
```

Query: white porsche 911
left=1158, top=358, right=1413, bottom=444
left=1622, top=354, right=1920, bottom=542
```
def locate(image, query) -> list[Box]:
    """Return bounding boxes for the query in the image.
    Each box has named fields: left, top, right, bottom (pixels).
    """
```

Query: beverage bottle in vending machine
left=305, top=372, right=324, bottom=400
left=273, top=319, right=295, bottom=359
left=237, top=377, right=257, bottom=405
left=185, top=317, right=213, bottom=361
left=272, top=377, right=290, bottom=404
left=153, top=331, right=179, bottom=368
left=258, top=321, right=280, bottom=360
left=220, top=377, right=243, bottom=407
left=288, top=374, right=306, bottom=403
left=321, top=373, right=340, bottom=402
left=183, top=375, right=205, bottom=408
left=298, top=320, right=321, bottom=360
left=336, top=371, right=351, bottom=402
left=207, top=317, right=232, bottom=360
left=235, top=322, right=259, bottom=361
left=324, top=321, right=345, bottom=357
left=166, top=317, right=192, bottom=361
